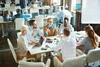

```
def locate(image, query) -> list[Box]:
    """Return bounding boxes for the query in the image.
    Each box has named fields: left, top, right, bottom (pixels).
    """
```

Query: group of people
left=16, top=13, right=100, bottom=62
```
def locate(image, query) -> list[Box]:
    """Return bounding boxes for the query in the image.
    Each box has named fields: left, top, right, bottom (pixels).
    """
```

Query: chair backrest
left=15, top=18, right=25, bottom=30
left=18, top=58, right=51, bottom=67
left=45, top=59, right=51, bottom=67
left=53, top=57, right=63, bottom=67
left=63, top=55, right=86, bottom=67
left=86, top=48, right=100, bottom=63
left=76, top=49, right=85, bottom=56
left=7, top=38, right=18, bottom=63
left=0, top=16, right=3, bottom=22
left=18, top=61, right=45, bottom=67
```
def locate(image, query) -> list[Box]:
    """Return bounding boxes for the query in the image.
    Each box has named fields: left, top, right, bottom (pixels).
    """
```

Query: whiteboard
left=82, top=0, right=100, bottom=24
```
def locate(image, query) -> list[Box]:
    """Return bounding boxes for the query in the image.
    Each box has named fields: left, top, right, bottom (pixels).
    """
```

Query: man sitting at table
left=59, top=17, right=74, bottom=34
left=45, top=18, right=57, bottom=36
left=28, top=20, right=35, bottom=33
left=52, top=28, right=76, bottom=62
left=28, top=19, right=44, bottom=45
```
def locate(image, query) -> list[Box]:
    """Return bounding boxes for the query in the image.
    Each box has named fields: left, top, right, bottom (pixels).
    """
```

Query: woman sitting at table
left=16, top=25, right=37, bottom=60
left=46, top=18, right=57, bottom=36
left=77, top=25, right=100, bottom=54
left=52, top=28, right=76, bottom=61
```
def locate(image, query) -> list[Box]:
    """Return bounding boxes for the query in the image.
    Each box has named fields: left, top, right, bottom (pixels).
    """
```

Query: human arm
left=76, top=38, right=87, bottom=52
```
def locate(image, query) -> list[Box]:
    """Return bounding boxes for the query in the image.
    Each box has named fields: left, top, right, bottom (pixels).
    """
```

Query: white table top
left=27, top=31, right=91, bottom=55
left=28, top=47, right=52, bottom=55
left=28, top=36, right=59, bottom=55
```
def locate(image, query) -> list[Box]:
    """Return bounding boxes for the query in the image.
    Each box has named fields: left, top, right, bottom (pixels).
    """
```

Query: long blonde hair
left=85, top=25, right=99, bottom=48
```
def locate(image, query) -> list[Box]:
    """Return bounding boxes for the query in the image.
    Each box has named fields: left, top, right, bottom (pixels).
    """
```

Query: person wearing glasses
left=45, top=18, right=57, bottom=36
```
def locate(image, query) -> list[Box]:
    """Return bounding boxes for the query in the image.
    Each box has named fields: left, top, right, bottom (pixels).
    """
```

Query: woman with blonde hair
left=16, top=25, right=37, bottom=60
left=78, top=25, right=100, bottom=54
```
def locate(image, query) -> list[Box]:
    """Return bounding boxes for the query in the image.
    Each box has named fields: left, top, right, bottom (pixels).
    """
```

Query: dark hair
left=63, top=28, right=70, bottom=36
left=16, top=9, right=22, bottom=14
left=64, top=17, right=69, bottom=21
left=28, top=20, right=35, bottom=26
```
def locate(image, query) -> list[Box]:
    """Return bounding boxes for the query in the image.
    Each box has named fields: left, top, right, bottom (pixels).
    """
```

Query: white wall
left=71, top=0, right=76, bottom=11
left=82, top=0, right=100, bottom=24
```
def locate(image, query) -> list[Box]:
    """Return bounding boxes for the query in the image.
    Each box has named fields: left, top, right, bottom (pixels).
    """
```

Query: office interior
left=0, top=0, right=100, bottom=67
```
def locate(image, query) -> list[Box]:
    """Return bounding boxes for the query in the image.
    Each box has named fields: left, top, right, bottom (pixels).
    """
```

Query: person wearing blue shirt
left=14, top=9, right=30, bottom=24
left=46, top=18, right=57, bottom=36
left=32, top=22, right=43, bottom=41
left=14, top=9, right=31, bottom=19
left=16, top=25, right=37, bottom=60
left=13, top=9, right=24, bottom=21
left=28, top=20, right=35, bottom=32
left=28, top=20, right=43, bottom=41
left=15, top=9, right=24, bottom=18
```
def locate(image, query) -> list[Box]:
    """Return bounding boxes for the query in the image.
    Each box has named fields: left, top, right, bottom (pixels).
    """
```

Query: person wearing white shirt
left=78, top=25, right=100, bottom=54
left=53, top=28, right=76, bottom=60
left=59, top=17, right=74, bottom=34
